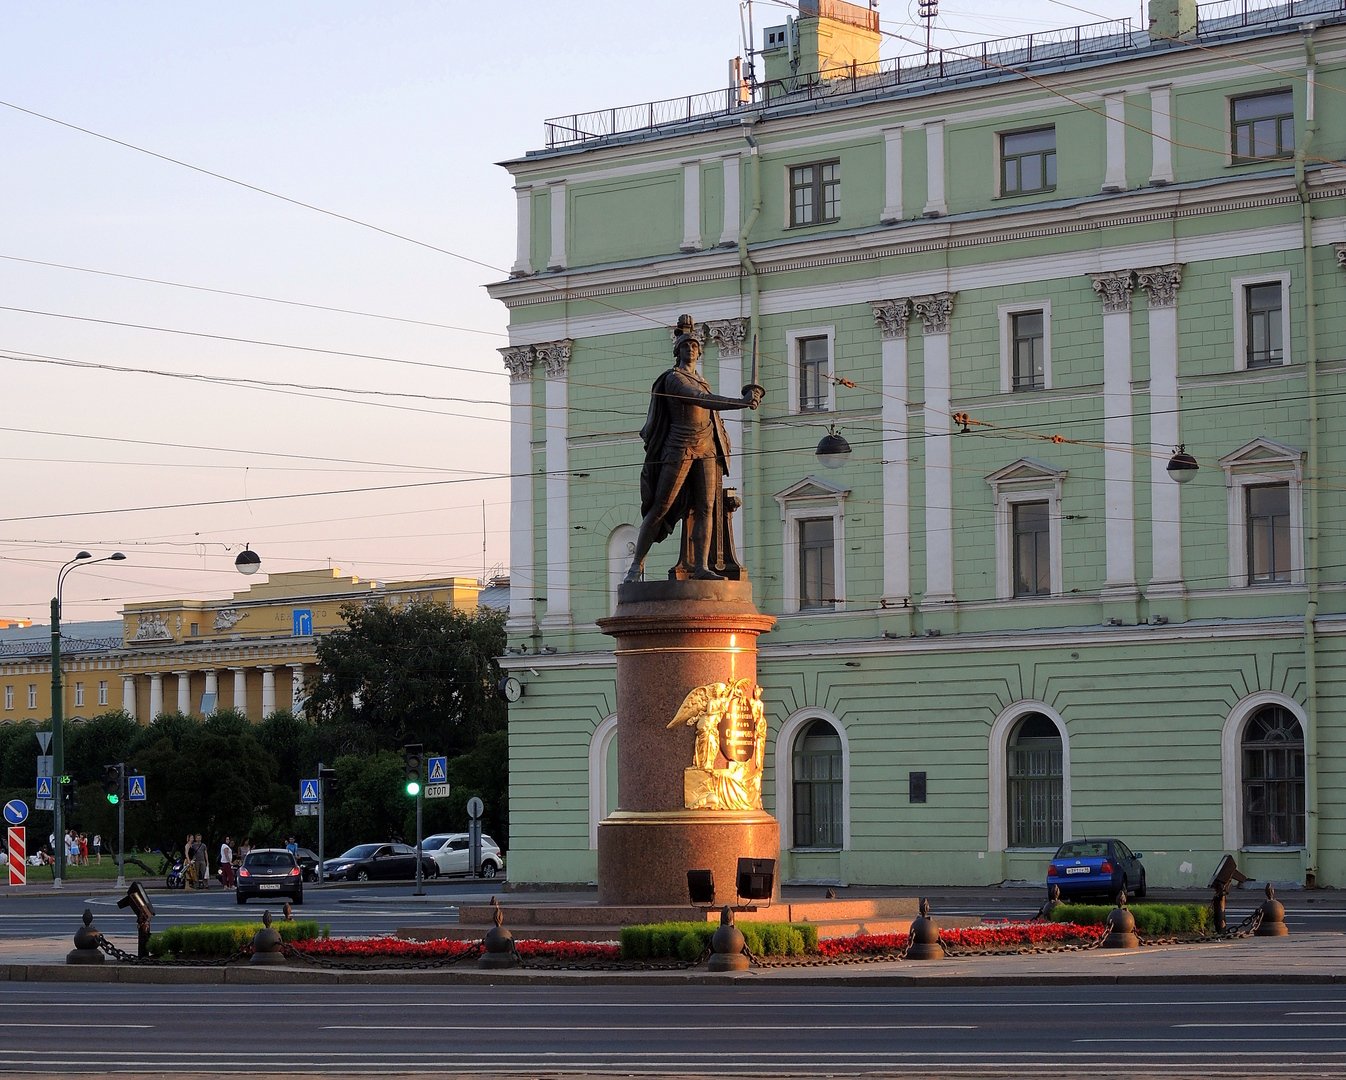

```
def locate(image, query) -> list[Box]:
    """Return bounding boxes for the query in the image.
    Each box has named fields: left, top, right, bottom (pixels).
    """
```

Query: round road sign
left=467, top=796, right=484, bottom=820
left=3, top=800, right=29, bottom=826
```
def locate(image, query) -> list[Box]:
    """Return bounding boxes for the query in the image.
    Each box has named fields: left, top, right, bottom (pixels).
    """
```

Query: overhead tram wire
left=0, top=254, right=507, bottom=337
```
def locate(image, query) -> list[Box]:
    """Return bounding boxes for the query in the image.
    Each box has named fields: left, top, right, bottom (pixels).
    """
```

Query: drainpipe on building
left=739, top=119, right=764, bottom=570
left=1297, top=25, right=1321, bottom=887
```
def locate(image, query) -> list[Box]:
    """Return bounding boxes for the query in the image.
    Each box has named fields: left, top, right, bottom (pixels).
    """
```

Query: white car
left=421, top=833, right=504, bottom=878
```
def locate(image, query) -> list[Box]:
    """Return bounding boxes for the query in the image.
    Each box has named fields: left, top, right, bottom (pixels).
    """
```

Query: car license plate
left=260, top=883, right=280, bottom=890
left=1065, top=867, right=1089, bottom=875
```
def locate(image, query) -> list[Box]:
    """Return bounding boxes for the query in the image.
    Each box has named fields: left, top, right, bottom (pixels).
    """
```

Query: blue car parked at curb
left=1047, top=838, right=1146, bottom=901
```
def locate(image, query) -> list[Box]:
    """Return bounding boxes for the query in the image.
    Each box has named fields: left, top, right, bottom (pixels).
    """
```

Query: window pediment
left=985, top=457, right=1067, bottom=494
left=774, top=475, right=850, bottom=514
left=1218, top=437, right=1304, bottom=479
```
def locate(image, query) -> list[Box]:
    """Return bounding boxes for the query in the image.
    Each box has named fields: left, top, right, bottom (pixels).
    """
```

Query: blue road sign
left=35, top=776, right=53, bottom=800
left=427, top=756, right=448, bottom=784
left=127, top=775, right=147, bottom=802
left=300, top=779, right=319, bottom=804
left=292, top=608, right=313, bottom=636
left=3, top=800, right=28, bottom=826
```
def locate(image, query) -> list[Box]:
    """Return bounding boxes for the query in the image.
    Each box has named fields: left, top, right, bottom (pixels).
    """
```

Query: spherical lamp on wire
left=234, top=545, right=262, bottom=576
left=815, top=424, right=852, bottom=470
left=1166, top=445, right=1199, bottom=485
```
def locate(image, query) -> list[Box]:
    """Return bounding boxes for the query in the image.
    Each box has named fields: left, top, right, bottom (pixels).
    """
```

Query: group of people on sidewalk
left=39, top=830, right=103, bottom=867
left=182, top=833, right=249, bottom=889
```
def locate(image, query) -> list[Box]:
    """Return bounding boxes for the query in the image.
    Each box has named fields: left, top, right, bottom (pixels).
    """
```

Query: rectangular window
left=1246, top=483, right=1291, bottom=584
left=1244, top=283, right=1284, bottom=368
left=1000, top=127, right=1056, bottom=195
left=799, top=518, right=835, bottom=610
left=1008, top=743, right=1064, bottom=847
left=98, top=680, right=108, bottom=706
left=1012, top=501, right=1051, bottom=597
left=789, top=160, right=840, bottom=227
left=74, top=682, right=84, bottom=708
left=3, top=686, right=11, bottom=710
left=27, top=684, right=37, bottom=709
left=797, top=336, right=830, bottom=412
left=1231, top=89, right=1294, bottom=163
left=1011, top=311, right=1045, bottom=390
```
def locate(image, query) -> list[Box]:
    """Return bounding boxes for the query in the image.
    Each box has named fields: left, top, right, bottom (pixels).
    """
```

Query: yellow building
left=0, top=569, right=495, bottom=724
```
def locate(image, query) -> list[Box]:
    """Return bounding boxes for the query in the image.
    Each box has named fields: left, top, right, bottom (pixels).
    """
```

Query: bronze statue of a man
left=625, top=315, right=764, bottom=583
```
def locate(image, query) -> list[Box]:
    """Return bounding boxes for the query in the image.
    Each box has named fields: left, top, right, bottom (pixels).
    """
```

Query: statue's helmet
left=672, top=314, right=701, bottom=357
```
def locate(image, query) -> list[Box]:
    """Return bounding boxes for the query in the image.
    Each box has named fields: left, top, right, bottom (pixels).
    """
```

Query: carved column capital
left=1335, top=243, right=1346, bottom=269
left=500, top=345, right=534, bottom=384
left=535, top=339, right=573, bottom=379
left=870, top=299, right=912, bottom=339
left=704, top=318, right=749, bottom=357
left=1135, top=264, right=1184, bottom=308
left=912, top=292, right=956, bottom=334
left=1090, top=270, right=1135, bottom=314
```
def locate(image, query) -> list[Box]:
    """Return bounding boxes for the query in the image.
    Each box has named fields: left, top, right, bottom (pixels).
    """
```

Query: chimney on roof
left=1148, top=0, right=1197, bottom=41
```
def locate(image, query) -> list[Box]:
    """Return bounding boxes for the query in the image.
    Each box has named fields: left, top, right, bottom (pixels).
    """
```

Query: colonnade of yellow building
left=0, top=568, right=489, bottom=724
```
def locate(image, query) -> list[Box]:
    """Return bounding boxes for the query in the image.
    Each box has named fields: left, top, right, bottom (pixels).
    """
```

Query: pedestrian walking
left=93, top=833, right=102, bottom=864
left=191, top=833, right=208, bottom=889
left=219, top=836, right=234, bottom=889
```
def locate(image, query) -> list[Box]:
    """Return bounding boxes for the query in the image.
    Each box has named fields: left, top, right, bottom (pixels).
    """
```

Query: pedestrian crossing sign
left=35, top=776, right=53, bottom=800
left=428, top=756, right=447, bottom=784
left=127, top=775, right=146, bottom=801
left=300, top=779, right=319, bottom=803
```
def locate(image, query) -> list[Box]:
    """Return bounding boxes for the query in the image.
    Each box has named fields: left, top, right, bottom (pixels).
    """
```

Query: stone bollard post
left=66, top=908, right=105, bottom=965
left=1039, top=884, right=1063, bottom=921
left=249, top=910, right=286, bottom=965
left=1102, top=889, right=1139, bottom=949
left=707, top=905, right=750, bottom=972
left=1255, top=883, right=1289, bottom=937
left=906, top=898, right=945, bottom=960
left=478, top=896, right=519, bottom=969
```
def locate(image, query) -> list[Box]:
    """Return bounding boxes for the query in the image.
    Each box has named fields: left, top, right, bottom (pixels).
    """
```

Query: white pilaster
left=1149, top=84, right=1175, bottom=186
left=511, top=185, right=533, bottom=275
left=501, top=346, right=536, bottom=634
left=232, top=667, right=248, bottom=718
left=873, top=300, right=912, bottom=603
left=914, top=293, right=957, bottom=603
left=923, top=121, right=947, bottom=218
left=1091, top=271, right=1138, bottom=595
left=706, top=319, right=750, bottom=495
left=719, top=153, right=741, bottom=246
left=881, top=126, right=904, bottom=223
left=1102, top=91, right=1127, bottom=191
left=681, top=160, right=701, bottom=251
left=174, top=671, right=190, bottom=715
left=121, top=675, right=136, bottom=720
left=289, top=664, right=306, bottom=714
left=148, top=673, right=163, bottom=721
left=260, top=666, right=276, bottom=716
left=1137, top=265, right=1185, bottom=594
left=547, top=181, right=567, bottom=270
left=539, top=339, right=573, bottom=628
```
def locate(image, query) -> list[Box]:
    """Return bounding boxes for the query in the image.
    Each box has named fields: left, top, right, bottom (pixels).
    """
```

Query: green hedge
left=619, top=920, right=818, bottom=961
left=147, top=920, right=326, bottom=958
left=1049, top=902, right=1212, bottom=935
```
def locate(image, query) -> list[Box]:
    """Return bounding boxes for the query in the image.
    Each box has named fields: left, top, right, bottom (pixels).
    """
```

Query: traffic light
left=103, top=764, right=122, bottom=805
left=61, top=777, right=76, bottom=813
left=403, top=744, right=423, bottom=797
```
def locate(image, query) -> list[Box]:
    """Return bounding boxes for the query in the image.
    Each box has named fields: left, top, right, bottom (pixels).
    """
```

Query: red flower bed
left=289, top=936, right=620, bottom=962
left=817, top=921, right=1103, bottom=958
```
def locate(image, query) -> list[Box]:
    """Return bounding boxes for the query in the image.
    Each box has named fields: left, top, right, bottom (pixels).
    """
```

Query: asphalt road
left=2, top=982, right=1346, bottom=1076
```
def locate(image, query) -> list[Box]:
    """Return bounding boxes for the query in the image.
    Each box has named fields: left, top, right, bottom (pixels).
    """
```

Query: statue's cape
left=638, top=369, right=683, bottom=545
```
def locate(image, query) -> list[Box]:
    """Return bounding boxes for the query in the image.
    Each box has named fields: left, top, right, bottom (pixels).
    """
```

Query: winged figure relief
left=666, top=681, right=731, bottom=770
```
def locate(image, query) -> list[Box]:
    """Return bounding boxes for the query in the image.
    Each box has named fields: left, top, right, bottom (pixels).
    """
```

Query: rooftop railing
left=543, top=0, right=1341, bottom=150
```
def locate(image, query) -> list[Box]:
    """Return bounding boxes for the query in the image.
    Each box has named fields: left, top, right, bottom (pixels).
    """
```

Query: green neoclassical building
left=488, top=0, right=1346, bottom=892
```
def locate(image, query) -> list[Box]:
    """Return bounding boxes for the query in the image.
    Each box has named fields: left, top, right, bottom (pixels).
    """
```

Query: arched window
left=792, top=719, right=843, bottom=848
left=1007, top=712, right=1063, bottom=848
left=1241, top=706, right=1305, bottom=847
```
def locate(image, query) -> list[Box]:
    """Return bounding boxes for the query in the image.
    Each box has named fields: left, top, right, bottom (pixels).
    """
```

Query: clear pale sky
left=2, top=0, right=1139, bottom=621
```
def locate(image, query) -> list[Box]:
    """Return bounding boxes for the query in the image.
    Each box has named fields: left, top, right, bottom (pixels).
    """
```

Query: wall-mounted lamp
left=815, top=424, right=851, bottom=469
left=1166, top=445, right=1199, bottom=484
left=234, top=545, right=262, bottom=575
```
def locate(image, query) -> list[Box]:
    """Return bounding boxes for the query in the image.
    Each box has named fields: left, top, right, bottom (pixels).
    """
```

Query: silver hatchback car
left=421, top=833, right=504, bottom=878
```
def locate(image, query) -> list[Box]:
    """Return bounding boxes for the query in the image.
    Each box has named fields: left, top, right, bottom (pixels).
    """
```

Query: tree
left=306, top=602, right=507, bottom=756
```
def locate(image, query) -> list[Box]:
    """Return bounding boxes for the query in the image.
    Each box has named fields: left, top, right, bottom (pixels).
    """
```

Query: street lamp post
left=51, top=551, right=126, bottom=889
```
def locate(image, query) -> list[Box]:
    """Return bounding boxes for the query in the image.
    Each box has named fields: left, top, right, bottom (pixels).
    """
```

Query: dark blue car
left=1047, top=838, right=1146, bottom=900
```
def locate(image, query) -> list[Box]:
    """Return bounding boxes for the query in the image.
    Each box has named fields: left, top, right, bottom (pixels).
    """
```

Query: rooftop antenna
left=919, top=0, right=938, bottom=57
left=740, top=0, right=757, bottom=85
